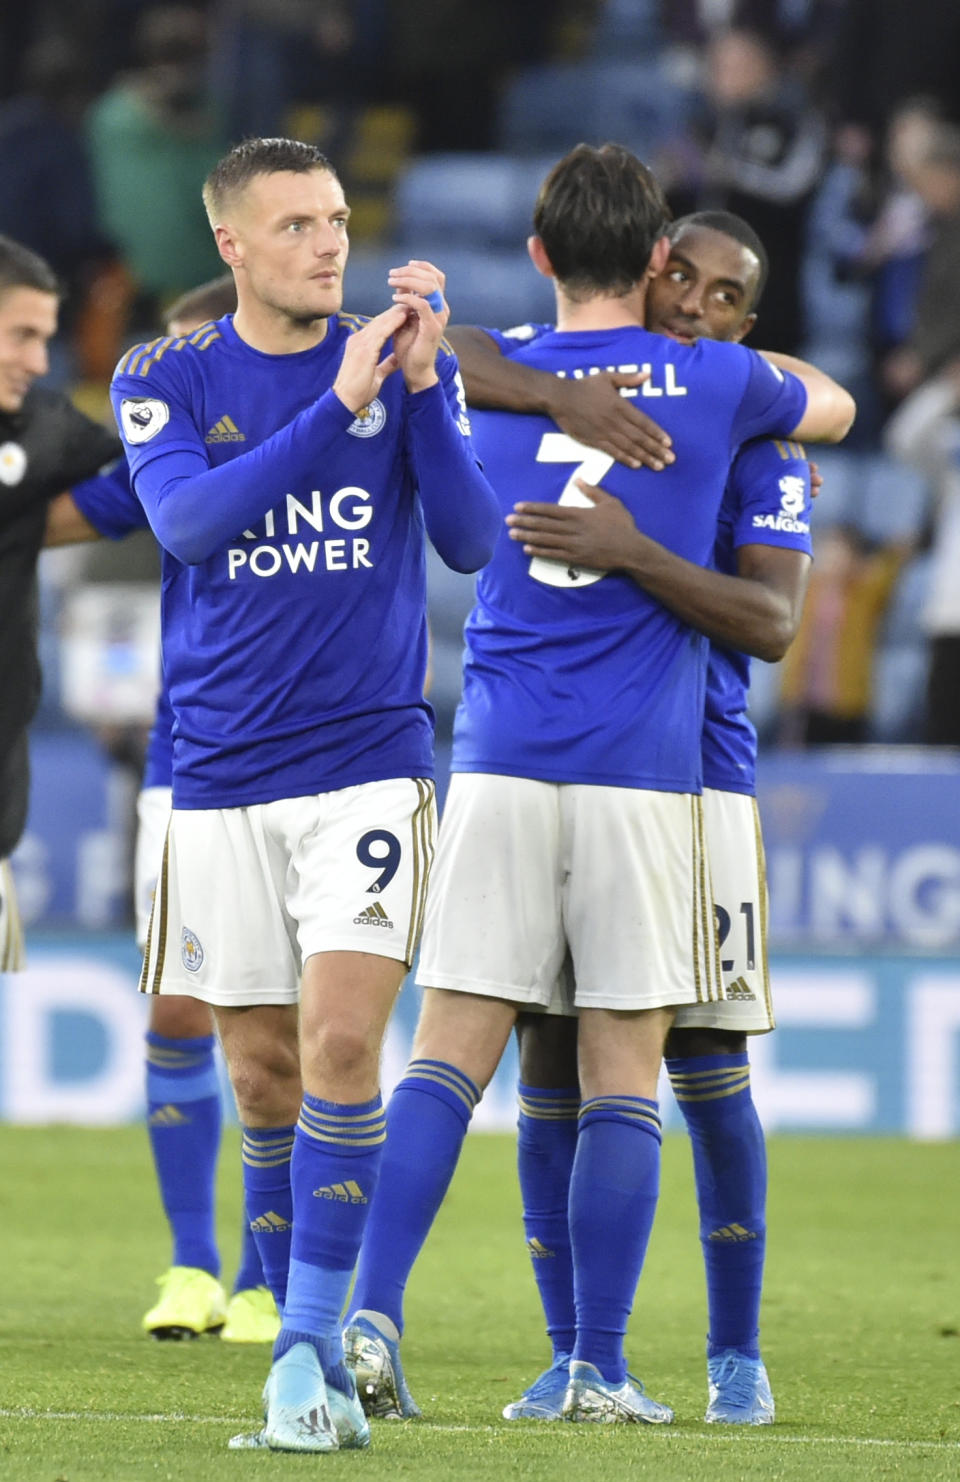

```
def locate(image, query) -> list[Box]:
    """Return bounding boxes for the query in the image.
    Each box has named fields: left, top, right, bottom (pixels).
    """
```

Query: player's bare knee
left=306, top=1020, right=380, bottom=1087
left=228, top=1051, right=301, bottom=1125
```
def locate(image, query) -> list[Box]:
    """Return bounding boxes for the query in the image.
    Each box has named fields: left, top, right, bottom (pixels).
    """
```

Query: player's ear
left=527, top=235, right=555, bottom=280
left=732, top=312, right=757, bottom=343
left=647, top=234, right=671, bottom=278
left=214, top=224, right=243, bottom=270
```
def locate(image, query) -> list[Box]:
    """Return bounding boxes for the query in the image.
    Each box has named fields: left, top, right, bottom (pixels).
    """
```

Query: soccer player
left=456, top=211, right=818, bottom=1425
left=0, top=233, right=121, bottom=969
left=49, top=274, right=280, bottom=1344
left=109, top=137, right=500, bottom=1454
left=344, top=148, right=852, bottom=1424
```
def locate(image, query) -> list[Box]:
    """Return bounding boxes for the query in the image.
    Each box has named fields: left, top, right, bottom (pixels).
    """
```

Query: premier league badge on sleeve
left=0, top=441, right=27, bottom=485
left=120, top=397, right=170, bottom=444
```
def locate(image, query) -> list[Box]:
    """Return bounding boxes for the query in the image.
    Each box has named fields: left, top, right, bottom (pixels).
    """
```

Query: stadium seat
left=590, top=0, right=662, bottom=58
left=497, top=61, right=694, bottom=159
left=860, top=455, right=931, bottom=545
left=392, top=154, right=558, bottom=250
left=345, top=242, right=556, bottom=332
left=870, top=640, right=929, bottom=741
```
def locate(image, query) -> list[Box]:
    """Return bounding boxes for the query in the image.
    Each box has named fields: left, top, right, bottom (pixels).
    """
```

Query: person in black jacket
left=0, top=233, right=121, bottom=966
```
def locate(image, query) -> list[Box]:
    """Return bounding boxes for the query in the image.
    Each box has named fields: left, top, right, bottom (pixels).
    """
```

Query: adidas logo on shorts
left=353, top=901, right=394, bottom=929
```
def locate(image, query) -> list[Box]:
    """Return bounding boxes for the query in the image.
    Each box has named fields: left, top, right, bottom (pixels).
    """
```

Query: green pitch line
left=0, top=1127, right=956, bottom=1482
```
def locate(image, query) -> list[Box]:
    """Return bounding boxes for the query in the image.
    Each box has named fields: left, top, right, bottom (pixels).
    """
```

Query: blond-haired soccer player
left=110, top=138, right=499, bottom=1453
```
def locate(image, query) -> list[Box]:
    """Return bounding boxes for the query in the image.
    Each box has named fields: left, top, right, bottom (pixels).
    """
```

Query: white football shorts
left=140, top=777, right=436, bottom=1006
left=0, top=857, right=25, bottom=972
left=416, top=772, right=722, bottom=1012
left=673, top=787, right=774, bottom=1034
left=134, top=785, right=172, bottom=950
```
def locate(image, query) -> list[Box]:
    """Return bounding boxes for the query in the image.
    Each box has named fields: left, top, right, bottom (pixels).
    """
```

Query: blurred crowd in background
left=4, top=0, right=960, bottom=760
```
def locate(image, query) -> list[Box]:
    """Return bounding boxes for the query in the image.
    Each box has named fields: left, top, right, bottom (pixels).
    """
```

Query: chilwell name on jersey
left=228, top=486, right=374, bottom=579
left=555, top=362, right=688, bottom=398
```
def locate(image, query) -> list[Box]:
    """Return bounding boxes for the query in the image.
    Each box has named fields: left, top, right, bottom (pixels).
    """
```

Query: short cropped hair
left=669, top=211, right=769, bottom=309
left=0, top=233, right=60, bottom=301
left=533, top=143, right=671, bottom=299
left=165, top=273, right=237, bottom=329
left=202, top=137, right=336, bottom=225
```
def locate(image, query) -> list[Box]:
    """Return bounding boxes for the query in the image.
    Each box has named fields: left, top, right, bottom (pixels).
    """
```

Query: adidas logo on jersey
left=353, top=901, right=393, bottom=929
left=708, top=1223, right=758, bottom=1243
left=313, top=1180, right=367, bottom=1204
left=726, top=976, right=756, bottom=1001
left=148, top=1104, right=190, bottom=1127
left=249, top=1210, right=292, bottom=1234
left=205, top=414, right=246, bottom=443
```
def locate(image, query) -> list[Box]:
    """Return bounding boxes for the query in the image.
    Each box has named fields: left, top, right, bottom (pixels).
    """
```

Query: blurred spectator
left=882, top=126, right=960, bottom=402
left=86, top=5, right=226, bottom=327
left=885, top=363, right=960, bottom=745
left=833, top=0, right=960, bottom=169
left=665, top=28, right=828, bottom=354
left=825, top=98, right=941, bottom=426
left=0, top=38, right=115, bottom=327
left=778, top=524, right=909, bottom=744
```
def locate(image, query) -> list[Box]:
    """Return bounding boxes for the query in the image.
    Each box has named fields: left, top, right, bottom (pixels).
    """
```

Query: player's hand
left=506, top=479, right=640, bottom=570
left=549, top=372, right=675, bottom=470
left=809, top=460, right=823, bottom=498
left=388, top=259, right=450, bottom=393
left=332, top=304, right=407, bottom=412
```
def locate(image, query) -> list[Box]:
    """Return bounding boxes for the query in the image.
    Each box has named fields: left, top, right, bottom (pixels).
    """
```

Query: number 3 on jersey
left=528, top=433, right=614, bottom=589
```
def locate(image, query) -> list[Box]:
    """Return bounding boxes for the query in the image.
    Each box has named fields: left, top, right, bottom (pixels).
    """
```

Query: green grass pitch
left=1, top=1126, right=957, bottom=1481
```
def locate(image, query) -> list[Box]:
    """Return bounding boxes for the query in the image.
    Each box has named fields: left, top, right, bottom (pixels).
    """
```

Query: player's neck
left=232, top=297, right=330, bottom=355
left=555, top=283, right=648, bottom=334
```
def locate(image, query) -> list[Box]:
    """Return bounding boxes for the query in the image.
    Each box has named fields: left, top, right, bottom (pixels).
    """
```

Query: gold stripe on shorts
left=404, top=779, right=436, bottom=964
left=139, top=822, right=171, bottom=995
left=698, top=794, right=723, bottom=1002
left=0, top=859, right=26, bottom=972
left=690, top=797, right=702, bottom=1003
left=691, top=795, right=718, bottom=1003
left=751, top=797, right=775, bottom=1028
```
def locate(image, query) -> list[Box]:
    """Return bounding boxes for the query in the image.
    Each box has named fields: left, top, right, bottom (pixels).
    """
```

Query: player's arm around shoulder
left=760, top=349, right=856, bottom=444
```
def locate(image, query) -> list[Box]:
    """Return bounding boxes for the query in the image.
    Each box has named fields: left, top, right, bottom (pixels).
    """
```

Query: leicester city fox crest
left=181, top=927, right=204, bottom=972
left=347, top=399, right=386, bottom=438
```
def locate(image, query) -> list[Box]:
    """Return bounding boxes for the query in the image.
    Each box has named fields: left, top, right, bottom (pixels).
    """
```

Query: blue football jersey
left=110, top=312, right=487, bottom=808
left=453, top=326, right=807, bottom=791
left=70, top=461, right=142, bottom=538
left=70, top=460, right=174, bottom=790
left=143, top=680, right=174, bottom=789
left=702, top=438, right=813, bottom=795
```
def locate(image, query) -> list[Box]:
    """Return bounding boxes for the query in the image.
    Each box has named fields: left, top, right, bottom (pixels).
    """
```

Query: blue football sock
left=516, top=1083, right=579, bottom=1358
left=667, top=1053, right=765, bottom=1360
left=276, top=1093, right=388, bottom=1389
left=232, top=1201, right=267, bottom=1294
left=145, top=1031, right=221, bottom=1275
left=569, top=1096, right=662, bottom=1384
left=349, top=1059, right=480, bottom=1335
left=242, top=1123, right=296, bottom=1312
